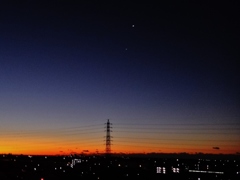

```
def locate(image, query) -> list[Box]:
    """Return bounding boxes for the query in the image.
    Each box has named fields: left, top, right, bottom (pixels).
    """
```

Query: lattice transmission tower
left=105, top=119, right=112, bottom=155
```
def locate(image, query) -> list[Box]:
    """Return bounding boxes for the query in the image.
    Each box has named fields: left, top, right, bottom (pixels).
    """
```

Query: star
left=132, top=24, right=135, bottom=28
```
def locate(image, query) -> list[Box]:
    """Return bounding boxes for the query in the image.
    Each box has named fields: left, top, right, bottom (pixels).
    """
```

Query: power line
left=0, top=121, right=239, bottom=154
left=114, top=122, right=240, bottom=126
left=113, top=136, right=239, bottom=142
left=113, top=140, right=240, bottom=147
left=112, top=126, right=240, bottom=130
left=113, top=130, right=240, bottom=135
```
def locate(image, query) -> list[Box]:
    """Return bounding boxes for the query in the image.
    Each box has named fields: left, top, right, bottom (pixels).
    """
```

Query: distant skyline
left=0, top=1, right=239, bottom=155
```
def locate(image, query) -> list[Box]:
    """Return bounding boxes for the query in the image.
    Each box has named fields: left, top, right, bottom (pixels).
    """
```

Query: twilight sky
left=0, top=1, right=239, bottom=155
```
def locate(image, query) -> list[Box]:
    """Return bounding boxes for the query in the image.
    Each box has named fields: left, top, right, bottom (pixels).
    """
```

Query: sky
left=0, top=1, right=239, bottom=155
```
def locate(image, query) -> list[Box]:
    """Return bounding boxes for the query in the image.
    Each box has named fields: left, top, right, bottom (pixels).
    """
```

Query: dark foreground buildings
left=0, top=153, right=239, bottom=180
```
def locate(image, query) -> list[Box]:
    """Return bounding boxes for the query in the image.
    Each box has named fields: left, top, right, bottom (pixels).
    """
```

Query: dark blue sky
left=0, top=1, right=239, bottom=143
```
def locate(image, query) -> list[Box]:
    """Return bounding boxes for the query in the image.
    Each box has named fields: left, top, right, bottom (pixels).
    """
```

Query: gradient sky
left=0, top=1, right=239, bottom=155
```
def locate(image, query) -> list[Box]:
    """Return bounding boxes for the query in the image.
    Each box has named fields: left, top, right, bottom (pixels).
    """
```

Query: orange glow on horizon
left=0, top=142, right=238, bottom=156
left=1, top=123, right=239, bottom=156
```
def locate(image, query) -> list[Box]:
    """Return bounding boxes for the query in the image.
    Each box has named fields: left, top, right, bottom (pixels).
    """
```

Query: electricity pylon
left=105, top=119, right=112, bottom=155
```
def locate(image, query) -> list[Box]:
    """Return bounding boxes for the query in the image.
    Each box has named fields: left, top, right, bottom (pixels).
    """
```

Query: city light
left=189, top=170, right=224, bottom=174
left=0, top=154, right=238, bottom=179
